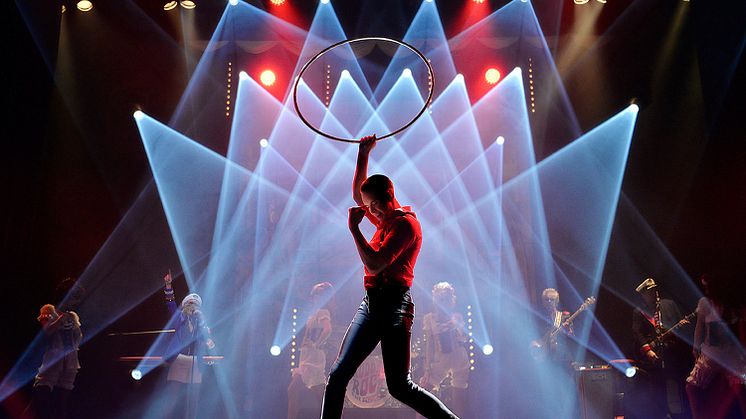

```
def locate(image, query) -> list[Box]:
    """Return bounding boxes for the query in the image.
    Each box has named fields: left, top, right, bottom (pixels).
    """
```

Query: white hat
left=181, top=293, right=202, bottom=307
left=635, top=278, right=657, bottom=293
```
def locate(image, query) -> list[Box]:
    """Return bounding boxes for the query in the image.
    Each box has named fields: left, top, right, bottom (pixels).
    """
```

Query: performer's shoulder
left=392, top=211, right=419, bottom=228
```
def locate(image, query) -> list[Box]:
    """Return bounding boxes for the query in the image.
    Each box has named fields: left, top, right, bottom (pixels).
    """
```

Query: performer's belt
left=365, top=275, right=409, bottom=292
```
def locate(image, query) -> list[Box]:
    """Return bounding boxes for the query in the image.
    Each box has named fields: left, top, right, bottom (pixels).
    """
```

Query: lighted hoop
left=292, top=37, right=435, bottom=143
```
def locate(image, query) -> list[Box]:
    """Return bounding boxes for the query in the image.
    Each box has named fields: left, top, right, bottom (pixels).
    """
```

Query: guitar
left=646, top=311, right=696, bottom=349
left=642, top=311, right=696, bottom=368
left=531, top=297, right=596, bottom=361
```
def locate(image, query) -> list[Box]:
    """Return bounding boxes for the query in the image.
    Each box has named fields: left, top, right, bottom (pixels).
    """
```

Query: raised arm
left=40, top=309, right=66, bottom=335
left=352, top=135, right=377, bottom=206
left=164, top=271, right=177, bottom=315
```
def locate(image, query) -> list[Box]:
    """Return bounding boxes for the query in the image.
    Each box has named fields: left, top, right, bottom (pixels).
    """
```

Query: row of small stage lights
left=61, top=0, right=196, bottom=13
left=66, top=0, right=676, bottom=15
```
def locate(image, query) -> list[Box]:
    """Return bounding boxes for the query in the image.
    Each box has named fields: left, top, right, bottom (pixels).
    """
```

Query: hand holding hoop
left=292, top=37, right=435, bottom=144
left=359, top=134, right=377, bottom=154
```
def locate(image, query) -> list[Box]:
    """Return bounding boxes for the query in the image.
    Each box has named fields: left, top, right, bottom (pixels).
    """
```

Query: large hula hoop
left=292, top=37, right=435, bottom=143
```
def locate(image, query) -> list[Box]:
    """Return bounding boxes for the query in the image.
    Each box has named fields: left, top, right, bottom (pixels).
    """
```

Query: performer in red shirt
left=320, top=135, right=459, bottom=419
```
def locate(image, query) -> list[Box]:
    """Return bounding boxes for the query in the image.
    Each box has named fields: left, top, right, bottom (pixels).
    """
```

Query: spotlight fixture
left=259, top=138, right=269, bottom=148
left=270, top=345, right=281, bottom=356
left=496, top=136, right=505, bottom=145
left=130, top=369, right=143, bottom=380
left=76, top=0, right=93, bottom=12
left=473, top=0, right=486, bottom=3
left=62, top=4, right=67, bottom=13
left=164, top=1, right=178, bottom=10
left=320, top=0, right=330, bottom=4
left=485, top=68, right=501, bottom=85
left=180, top=0, right=196, bottom=9
left=260, top=70, right=276, bottom=87
left=625, top=367, right=637, bottom=378
left=270, top=0, right=286, bottom=5
left=229, top=0, right=239, bottom=5
left=482, top=344, right=494, bottom=356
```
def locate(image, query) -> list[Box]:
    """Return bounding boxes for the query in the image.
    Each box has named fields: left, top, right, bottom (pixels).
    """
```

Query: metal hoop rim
left=292, top=37, right=435, bottom=144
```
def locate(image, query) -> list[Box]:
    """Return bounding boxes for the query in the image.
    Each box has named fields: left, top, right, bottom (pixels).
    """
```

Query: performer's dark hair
left=360, top=174, right=395, bottom=203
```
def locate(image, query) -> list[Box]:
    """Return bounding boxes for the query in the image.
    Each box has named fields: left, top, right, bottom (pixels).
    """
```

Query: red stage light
left=485, top=68, right=501, bottom=85
left=260, top=70, right=277, bottom=87
left=472, top=0, right=486, bottom=3
left=270, top=0, right=285, bottom=5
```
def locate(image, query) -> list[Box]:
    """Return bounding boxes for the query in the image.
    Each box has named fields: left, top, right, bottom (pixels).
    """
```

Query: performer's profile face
left=182, top=299, right=200, bottom=315
left=361, top=191, right=385, bottom=219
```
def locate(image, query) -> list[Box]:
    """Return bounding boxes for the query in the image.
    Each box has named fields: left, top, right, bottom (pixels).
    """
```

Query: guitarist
left=530, top=288, right=583, bottom=419
left=630, top=278, right=691, bottom=419
left=531, top=288, right=576, bottom=367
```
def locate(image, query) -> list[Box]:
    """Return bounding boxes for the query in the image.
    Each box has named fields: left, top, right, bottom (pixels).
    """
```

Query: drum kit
left=342, top=336, right=429, bottom=408
left=344, top=353, right=390, bottom=408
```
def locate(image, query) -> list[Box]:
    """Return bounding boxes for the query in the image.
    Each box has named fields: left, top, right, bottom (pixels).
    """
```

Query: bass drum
left=345, top=355, right=391, bottom=408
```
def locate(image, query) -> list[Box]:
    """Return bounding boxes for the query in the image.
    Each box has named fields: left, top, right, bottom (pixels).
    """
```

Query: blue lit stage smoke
left=12, top=1, right=731, bottom=418
left=126, top=1, right=643, bottom=417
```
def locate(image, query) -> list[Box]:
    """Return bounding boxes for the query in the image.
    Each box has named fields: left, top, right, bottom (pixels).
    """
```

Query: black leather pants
left=320, top=288, right=459, bottom=419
